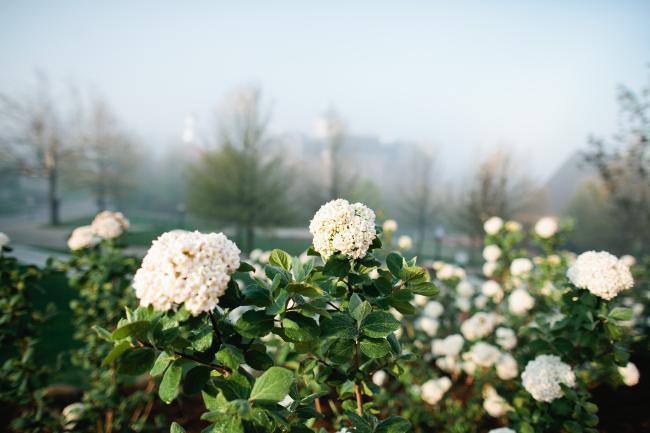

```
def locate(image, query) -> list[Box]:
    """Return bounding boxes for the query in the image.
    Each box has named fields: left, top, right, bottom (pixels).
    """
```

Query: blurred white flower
left=457, top=280, right=475, bottom=298
left=484, top=217, right=503, bottom=235
left=481, top=280, right=504, bottom=302
left=372, top=370, right=388, bottom=386
left=508, top=288, right=535, bottom=316
left=495, top=327, right=517, bottom=350
left=496, top=353, right=518, bottom=380
left=567, top=251, right=634, bottom=300
left=461, top=312, right=498, bottom=340
left=535, top=217, right=559, bottom=238
left=483, top=244, right=502, bottom=262
left=620, top=254, right=636, bottom=267
left=368, top=269, right=380, bottom=280
left=521, top=355, right=575, bottom=402
left=505, top=221, right=522, bottom=232
left=382, top=219, right=398, bottom=233
left=423, top=301, right=444, bottom=318
left=483, top=261, right=497, bottom=277
left=416, top=316, right=439, bottom=337
left=0, top=232, right=10, bottom=249
left=91, top=211, right=130, bottom=239
left=467, top=342, right=501, bottom=367
left=618, top=362, right=640, bottom=386
left=249, top=248, right=263, bottom=262
left=133, top=231, right=240, bottom=315
left=397, top=235, right=413, bottom=250
left=436, top=355, right=461, bottom=374
left=309, top=199, right=376, bottom=259
left=483, top=386, right=509, bottom=417
left=62, top=402, right=85, bottom=430
left=414, top=294, right=428, bottom=306
left=510, top=258, right=533, bottom=277
left=67, top=226, right=101, bottom=251
left=457, top=297, right=471, bottom=312
left=432, top=334, right=464, bottom=357
left=420, top=377, right=452, bottom=405
left=474, top=294, right=488, bottom=309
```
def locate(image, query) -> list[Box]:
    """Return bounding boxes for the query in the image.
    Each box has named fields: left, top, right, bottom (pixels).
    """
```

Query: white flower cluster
left=416, top=301, right=444, bottom=337
left=382, top=219, right=398, bottom=233
left=467, top=342, right=501, bottom=367
left=495, top=327, right=517, bottom=350
left=521, top=354, right=575, bottom=402
left=508, top=287, right=535, bottom=316
left=496, top=353, right=518, bottom=380
left=0, top=232, right=10, bottom=249
left=397, top=235, right=413, bottom=250
left=91, top=211, right=130, bottom=239
left=483, top=386, right=509, bottom=417
left=618, top=362, right=640, bottom=386
left=510, top=258, right=533, bottom=277
left=461, top=312, right=499, bottom=340
left=484, top=217, right=503, bottom=235
left=566, top=251, right=634, bottom=300
left=67, top=211, right=131, bottom=250
left=482, top=280, right=504, bottom=303
left=483, top=244, right=502, bottom=262
left=309, top=199, right=376, bottom=259
left=420, top=376, right=452, bottom=405
left=67, top=225, right=101, bottom=251
left=133, top=230, right=241, bottom=316
left=535, top=216, right=558, bottom=238
left=434, top=261, right=466, bottom=281
left=432, top=334, right=464, bottom=357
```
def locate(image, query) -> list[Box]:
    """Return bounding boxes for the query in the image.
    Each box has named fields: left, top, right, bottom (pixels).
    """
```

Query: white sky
left=1, top=0, right=649, bottom=180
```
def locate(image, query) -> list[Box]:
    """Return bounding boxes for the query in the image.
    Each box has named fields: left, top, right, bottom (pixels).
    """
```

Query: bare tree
left=316, top=109, right=356, bottom=200
left=0, top=74, right=76, bottom=225
left=187, top=87, right=293, bottom=252
left=457, top=149, right=541, bottom=238
left=399, top=147, right=438, bottom=258
left=583, top=74, right=650, bottom=255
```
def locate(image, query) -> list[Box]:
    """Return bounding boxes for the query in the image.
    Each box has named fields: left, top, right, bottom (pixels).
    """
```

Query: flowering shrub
left=102, top=200, right=438, bottom=432
left=0, top=234, right=59, bottom=432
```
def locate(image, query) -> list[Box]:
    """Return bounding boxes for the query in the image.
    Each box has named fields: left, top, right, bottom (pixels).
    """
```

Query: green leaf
left=398, top=266, right=427, bottom=283
left=282, top=312, right=320, bottom=342
left=360, top=337, right=391, bottom=358
left=327, top=338, right=355, bottom=363
left=116, top=348, right=156, bottom=375
left=159, top=359, right=184, bottom=403
left=184, top=366, right=211, bottom=395
left=376, top=416, right=411, bottom=433
left=388, top=290, right=415, bottom=315
left=386, top=252, right=404, bottom=277
left=111, top=320, right=150, bottom=340
left=350, top=300, right=372, bottom=323
left=407, top=282, right=438, bottom=296
left=170, top=422, right=186, bottom=433
left=249, top=367, right=294, bottom=402
left=243, top=285, right=273, bottom=307
left=320, top=313, right=358, bottom=339
left=236, top=310, right=274, bottom=338
left=150, top=351, right=174, bottom=376
left=244, top=350, right=274, bottom=371
left=216, top=344, right=245, bottom=370
left=93, top=325, right=113, bottom=342
left=362, top=311, right=401, bottom=338
left=520, top=422, right=535, bottom=433
left=269, top=249, right=292, bottom=271
left=608, top=307, right=633, bottom=322
left=323, top=255, right=351, bottom=277
left=101, top=341, right=132, bottom=367
left=237, top=262, right=256, bottom=273
left=387, top=332, right=402, bottom=355
left=286, top=282, right=323, bottom=298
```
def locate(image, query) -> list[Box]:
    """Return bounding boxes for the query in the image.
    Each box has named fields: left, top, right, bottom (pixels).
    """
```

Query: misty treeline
left=1, top=73, right=649, bottom=257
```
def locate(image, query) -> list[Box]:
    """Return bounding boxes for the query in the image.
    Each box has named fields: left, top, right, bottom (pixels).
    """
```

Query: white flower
left=484, top=217, right=503, bottom=235
left=457, top=280, right=474, bottom=298
left=67, top=225, right=101, bottom=251
left=62, top=402, right=85, bottom=430
left=415, top=316, right=439, bottom=337
left=618, top=362, right=640, bottom=386
left=423, top=301, right=444, bottom=318
left=436, top=356, right=461, bottom=374
left=521, top=355, right=575, bottom=402
left=249, top=248, right=263, bottom=262
left=462, top=359, right=478, bottom=376
left=473, top=295, right=488, bottom=309
left=488, top=428, right=516, bottom=433
left=483, top=261, right=497, bottom=277
left=382, top=219, right=398, bottom=233
left=483, top=245, right=502, bottom=262
left=309, top=199, right=376, bottom=259
left=420, top=377, right=452, bottom=405
left=397, top=235, right=413, bottom=250
left=436, top=263, right=456, bottom=280
left=461, top=312, right=498, bottom=340
left=432, top=334, right=464, bottom=357
left=535, top=217, right=559, bottom=238
left=566, top=251, right=634, bottom=300
left=368, top=269, right=380, bottom=280
left=372, top=370, right=388, bottom=386
left=457, top=297, right=471, bottom=312
left=0, top=232, right=10, bottom=249
left=133, top=231, right=240, bottom=316
left=496, top=327, right=517, bottom=350
left=505, top=221, right=522, bottom=232
left=414, top=294, right=428, bottom=306
left=508, top=288, right=535, bottom=316
left=483, top=386, right=509, bottom=417
left=620, top=255, right=636, bottom=267
left=467, top=342, right=501, bottom=367
left=481, top=280, right=504, bottom=302
left=510, top=258, right=533, bottom=277
left=259, top=250, right=271, bottom=264
left=496, top=353, right=518, bottom=380
left=91, top=211, right=130, bottom=239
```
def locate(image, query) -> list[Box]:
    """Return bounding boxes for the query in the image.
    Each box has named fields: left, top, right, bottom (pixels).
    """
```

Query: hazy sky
left=1, top=1, right=649, bottom=180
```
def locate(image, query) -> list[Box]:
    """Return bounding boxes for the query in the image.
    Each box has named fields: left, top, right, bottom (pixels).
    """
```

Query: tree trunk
left=48, top=167, right=60, bottom=225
